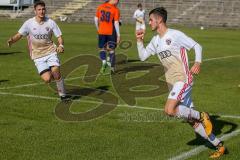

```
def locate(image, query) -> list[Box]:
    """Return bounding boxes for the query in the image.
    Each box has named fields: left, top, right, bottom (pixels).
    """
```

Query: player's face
left=149, top=14, right=159, bottom=31
left=34, top=5, right=46, bottom=19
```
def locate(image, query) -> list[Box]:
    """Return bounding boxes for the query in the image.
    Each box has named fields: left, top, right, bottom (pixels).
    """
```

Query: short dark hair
left=34, top=0, right=45, bottom=9
left=149, top=7, right=167, bottom=23
left=137, top=3, right=142, bottom=8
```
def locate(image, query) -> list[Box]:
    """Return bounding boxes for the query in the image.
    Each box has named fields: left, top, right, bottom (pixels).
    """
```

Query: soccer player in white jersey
left=136, top=7, right=225, bottom=158
left=7, top=1, right=70, bottom=101
left=133, top=3, right=146, bottom=33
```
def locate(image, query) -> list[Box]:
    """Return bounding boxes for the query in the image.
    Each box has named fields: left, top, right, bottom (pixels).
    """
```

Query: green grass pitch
left=0, top=20, right=240, bottom=160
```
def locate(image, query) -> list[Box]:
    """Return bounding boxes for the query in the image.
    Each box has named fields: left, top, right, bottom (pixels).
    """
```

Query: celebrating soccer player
left=94, top=0, right=120, bottom=74
left=7, top=0, right=70, bottom=101
left=136, top=7, right=225, bottom=158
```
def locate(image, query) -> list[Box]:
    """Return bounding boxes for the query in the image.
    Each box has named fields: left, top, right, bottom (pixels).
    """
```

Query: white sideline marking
left=169, top=129, right=240, bottom=160
left=0, top=55, right=240, bottom=90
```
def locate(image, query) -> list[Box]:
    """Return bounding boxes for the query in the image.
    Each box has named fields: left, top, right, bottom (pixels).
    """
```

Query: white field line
left=0, top=55, right=240, bottom=90
left=0, top=91, right=240, bottom=120
left=0, top=91, right=162, bottom=110
left=169, top=129, right=240, bottom=160
left=201, top=55, right=240, bottom=62
left=0, top=75, right=98, bottom=90
left=219, top=115, right=240, bottom=119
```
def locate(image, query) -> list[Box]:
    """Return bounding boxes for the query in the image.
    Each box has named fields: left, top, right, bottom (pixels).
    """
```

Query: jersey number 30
left=100, top=10, right=111, bottom=22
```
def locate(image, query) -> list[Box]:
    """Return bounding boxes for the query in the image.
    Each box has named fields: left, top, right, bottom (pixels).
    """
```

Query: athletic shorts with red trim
left=168, top=81, right=194, bottom=108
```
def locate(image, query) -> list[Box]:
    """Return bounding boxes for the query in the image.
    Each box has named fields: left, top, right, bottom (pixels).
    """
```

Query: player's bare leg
left=164, top=99, right=202, bottom=121
left=40, top=71, right=52, bottom=83
left=164, top=99, right=179, bottom=116
left=51, top=66, right=61, bottom=80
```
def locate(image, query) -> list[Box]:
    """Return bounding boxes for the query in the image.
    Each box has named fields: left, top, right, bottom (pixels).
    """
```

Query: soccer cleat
left=209, top=143, right=225, bottom=159
left=60, top=95, right=72, bottom=101
left=199, top=112, right=213, bottom=136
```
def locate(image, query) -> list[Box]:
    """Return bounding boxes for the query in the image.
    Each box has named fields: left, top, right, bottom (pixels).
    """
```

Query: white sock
left=107, top=62, right=111, bottom=67
left=194, top=122, right=208, bottom=139
left=177, top=105, right=200, bottom=120
left=194, top=122, right=221, bottom=146
left=56, top=78, right=66, bottom=97
left=102, top=60, right=107, bottom=65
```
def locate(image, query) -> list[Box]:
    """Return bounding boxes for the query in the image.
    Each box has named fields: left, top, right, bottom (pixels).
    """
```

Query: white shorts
left=136, top=24, right=146, bottom=31
left=168, top=81, right=194, bottom=108
left=34, top=52, right=60, bottom=75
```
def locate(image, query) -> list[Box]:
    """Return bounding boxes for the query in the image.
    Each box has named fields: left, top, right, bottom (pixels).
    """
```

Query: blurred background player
left=7, top=0, right=70, bottom=101
left=136, top=7, right=225, bottom=158
left=133, top=3, right=146, bottom=33
left=94, top=0, right=121, bottom=74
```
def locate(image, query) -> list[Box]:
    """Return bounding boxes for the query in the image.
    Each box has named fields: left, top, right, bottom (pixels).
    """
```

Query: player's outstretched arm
left=7, top=33, right=23, bottom=47
left=56, top=36, right=64, bottom=53
left=190, top=43, right=202, bottom=74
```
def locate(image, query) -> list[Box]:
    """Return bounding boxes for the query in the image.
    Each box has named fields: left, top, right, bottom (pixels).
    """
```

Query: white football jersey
left=133, top=9, right=145, bottom=24
left=18, top=17, right=62, bottom=60
left=138, top=29, right=197, bottom=86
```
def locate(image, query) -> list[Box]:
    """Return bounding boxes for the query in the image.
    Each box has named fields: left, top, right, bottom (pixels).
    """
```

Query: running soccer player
left=133, top=3, right=146, bottom=33
left=136, top=7, right=225, bottom=158
left=94, top=0, right=120, bottom=73
left=7, top=0, right=70, bottom=101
